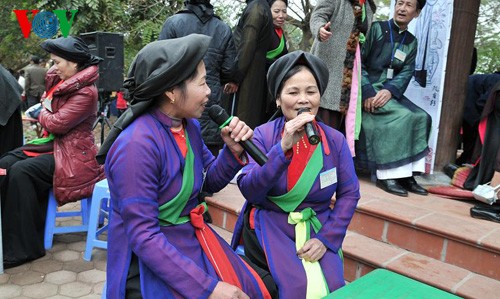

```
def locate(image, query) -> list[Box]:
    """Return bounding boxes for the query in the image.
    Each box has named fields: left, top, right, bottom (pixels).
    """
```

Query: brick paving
left=0, top=201, right=106, bottom=299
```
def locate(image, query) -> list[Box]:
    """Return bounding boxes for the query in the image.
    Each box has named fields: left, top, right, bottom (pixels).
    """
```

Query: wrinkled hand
left=363, top=97, right=376, bottom=113
left=208, top=282, right=249, bottom=299
left=281, top=112, right=315, bottom=152
left=372, top=89, right=392, bottom=108
left=224, top=82, right=239, bottom=94
left=318, top=22, right=332, bottom=42
left=221, top=116, right=253, bottom=158
left=297, top=238, right=327, bottom=262
left=363, top=89, right=392, bottom=113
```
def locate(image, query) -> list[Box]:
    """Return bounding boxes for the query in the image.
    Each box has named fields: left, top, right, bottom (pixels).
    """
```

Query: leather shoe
left=398, top=177, right=428, bottom=195
left=376, top=179, right=408, bottom=197
left=470, top=206, right=500, bottom=223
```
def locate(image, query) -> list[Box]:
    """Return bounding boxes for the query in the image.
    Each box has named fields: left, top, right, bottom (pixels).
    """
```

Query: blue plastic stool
left=84, top=179, right=110, bottom=261
left=44, top=189, right=90, bottom=250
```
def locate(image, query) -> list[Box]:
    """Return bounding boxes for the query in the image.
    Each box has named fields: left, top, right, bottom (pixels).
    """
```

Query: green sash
left=268, top=144, right=323, bottom=212
left=268, top=144, right=330, bottom=298
left=266, top=34, right=285, bottom=60
left=158, top=130, right=196, bottom=226
left=289, top=208, right=329, bottom=298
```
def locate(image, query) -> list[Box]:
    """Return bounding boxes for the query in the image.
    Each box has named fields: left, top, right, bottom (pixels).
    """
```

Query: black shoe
left=470, top=206, right=500, bottom=223
left=398, top=177, right=428, bottom=195
left=376, top=179, right=408, bottom=197
left=443, top=163, right=459, bottom=179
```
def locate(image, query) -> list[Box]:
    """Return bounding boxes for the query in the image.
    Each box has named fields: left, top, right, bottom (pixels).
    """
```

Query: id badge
left=320, top=168, right=337, bottom=189
left=387, top=68, right=394, bottom=79
left=395, top=49, right=407, bottom=62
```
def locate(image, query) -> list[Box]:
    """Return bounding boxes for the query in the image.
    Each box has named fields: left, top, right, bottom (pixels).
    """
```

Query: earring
left=170, top=98, right=175, bottom=104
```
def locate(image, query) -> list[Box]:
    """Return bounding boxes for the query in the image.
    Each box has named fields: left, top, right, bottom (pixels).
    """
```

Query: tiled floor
left=0, top=202, right=107, bottom=299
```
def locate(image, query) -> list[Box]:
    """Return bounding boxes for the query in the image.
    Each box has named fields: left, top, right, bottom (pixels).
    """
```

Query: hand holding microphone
left=208, top=105, right=268, bottom=166
left=297, top=108, right=320, bottom=145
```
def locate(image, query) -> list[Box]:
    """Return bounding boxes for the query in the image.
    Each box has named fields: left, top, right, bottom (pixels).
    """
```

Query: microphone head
left=207, top=105, right=230, bottom=126
left=297, top=107, right=311, bottom=115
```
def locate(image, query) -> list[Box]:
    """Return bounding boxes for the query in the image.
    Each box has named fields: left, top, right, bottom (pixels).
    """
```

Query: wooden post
left=434, top=0, right=481, bottom=171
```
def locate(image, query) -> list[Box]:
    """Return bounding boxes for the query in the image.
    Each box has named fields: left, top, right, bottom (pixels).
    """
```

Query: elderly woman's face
left=50, top=53, right=78, bottom=80
left=271, top=0, right=287, bottom=28
left=276, top=67, right=320, bottom=121
left=171, top=60, right=211, bottom=119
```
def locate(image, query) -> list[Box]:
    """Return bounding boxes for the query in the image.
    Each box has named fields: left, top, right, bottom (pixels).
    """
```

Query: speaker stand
left=93, top=92, right=112, bottom=146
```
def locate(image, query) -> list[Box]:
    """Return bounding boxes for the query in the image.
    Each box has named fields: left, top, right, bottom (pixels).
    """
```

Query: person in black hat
left=100, top=34, right=271, bottom=299
left=0, top=36, right=104, bottom=269
left=230, top=50, right=361, bottom=298
left=355, top=0, right=431, bottom=197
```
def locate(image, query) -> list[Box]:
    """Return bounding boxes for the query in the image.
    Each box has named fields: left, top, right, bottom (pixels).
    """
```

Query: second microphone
left=207, top=105, right=268, bottom=166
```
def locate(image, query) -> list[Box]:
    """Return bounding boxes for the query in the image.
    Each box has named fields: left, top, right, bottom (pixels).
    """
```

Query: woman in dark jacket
left=0, top=36, right=104, bottom=269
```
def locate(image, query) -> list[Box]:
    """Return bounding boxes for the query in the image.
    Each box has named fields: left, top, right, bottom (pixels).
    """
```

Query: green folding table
left=326, top=269, right=462, bottom=298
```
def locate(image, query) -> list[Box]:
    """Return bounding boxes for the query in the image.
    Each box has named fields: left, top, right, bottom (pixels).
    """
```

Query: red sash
left=190, top=204, right=271, bottom=298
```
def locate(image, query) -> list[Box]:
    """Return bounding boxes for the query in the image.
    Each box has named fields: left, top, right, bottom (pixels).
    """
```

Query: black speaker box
left=80, top=32, right=124, bottom=92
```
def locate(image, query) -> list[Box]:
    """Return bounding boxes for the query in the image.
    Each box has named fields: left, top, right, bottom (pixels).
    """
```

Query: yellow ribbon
left=288, top=208, right=329, bottom=298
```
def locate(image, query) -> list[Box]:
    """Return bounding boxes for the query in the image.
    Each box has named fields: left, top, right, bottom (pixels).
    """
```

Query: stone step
left=206, top=183, right=243, bottom=233
left=205, top=179, right=500, bottom=293
left=343, top=232, right=500, bottom=299
left=349, top=178, right=500, bottom=281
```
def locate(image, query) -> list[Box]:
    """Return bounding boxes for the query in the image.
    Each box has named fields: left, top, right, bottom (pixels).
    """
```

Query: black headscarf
left=96, top=34, right=211, bottom=164
left=267, top=50, right=329, bottom=99
left=417, top=0, right=426, bottom=9
left=40, top=36, right=103, bottom=68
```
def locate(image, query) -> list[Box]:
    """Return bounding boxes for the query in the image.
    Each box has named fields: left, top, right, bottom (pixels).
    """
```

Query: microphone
left=208, top=105, right=268, bottom=166
left=297, top=108, right=320, bottom=145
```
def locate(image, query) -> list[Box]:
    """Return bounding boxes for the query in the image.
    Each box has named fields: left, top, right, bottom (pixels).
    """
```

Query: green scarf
left=158, top=130, right=196, bottom=226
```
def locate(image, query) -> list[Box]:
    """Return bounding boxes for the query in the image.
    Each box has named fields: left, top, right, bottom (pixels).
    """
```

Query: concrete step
left=205, top=179, right=500, bottom=297
left=343, top=232, right=500, bottom=299
left=349, top=178, right=500, bottom=281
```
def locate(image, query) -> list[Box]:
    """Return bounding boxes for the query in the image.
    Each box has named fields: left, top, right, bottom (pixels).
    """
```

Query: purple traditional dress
left=105, top=107, right=270, bottom=298
left=232, top=116, right=360, bottom=298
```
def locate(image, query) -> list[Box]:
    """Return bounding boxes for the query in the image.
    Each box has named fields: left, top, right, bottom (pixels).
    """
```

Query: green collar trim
left=159, top=129, right=195, bottom=226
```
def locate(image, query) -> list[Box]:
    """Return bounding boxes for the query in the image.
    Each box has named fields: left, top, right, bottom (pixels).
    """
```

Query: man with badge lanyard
left=356, top=0, right=432, bottom=197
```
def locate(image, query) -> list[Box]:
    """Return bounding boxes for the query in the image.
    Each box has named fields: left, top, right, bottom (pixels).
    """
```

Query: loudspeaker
left=80, top=31, right=124, bottom=92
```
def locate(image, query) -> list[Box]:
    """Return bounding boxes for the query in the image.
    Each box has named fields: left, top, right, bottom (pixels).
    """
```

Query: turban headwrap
left=267, top=50, right=329, bottom=99
left=40, top=36, right=103, bottom=68
left=96, top=34, right=211, bottom=164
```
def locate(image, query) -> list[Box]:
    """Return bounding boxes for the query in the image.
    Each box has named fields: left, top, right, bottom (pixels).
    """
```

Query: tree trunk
left=434, top=0, right=481, bottom=171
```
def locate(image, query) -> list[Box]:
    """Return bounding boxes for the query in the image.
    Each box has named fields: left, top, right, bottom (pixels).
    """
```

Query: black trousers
left=0, top=149, right=54, bottom=264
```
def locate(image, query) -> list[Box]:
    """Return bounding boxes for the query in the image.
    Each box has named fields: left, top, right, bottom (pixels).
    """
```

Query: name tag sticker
left=395, top=49, right=407, bottom=62
left=320, top=168, right=337, bottom=189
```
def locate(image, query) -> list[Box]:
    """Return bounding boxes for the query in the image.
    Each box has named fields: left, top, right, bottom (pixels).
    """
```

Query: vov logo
left=13, top=10, right=78, bottom=39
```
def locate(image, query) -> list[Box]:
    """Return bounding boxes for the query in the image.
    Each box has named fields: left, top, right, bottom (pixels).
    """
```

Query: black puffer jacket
left=159, top=3, right=236, bottom=146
